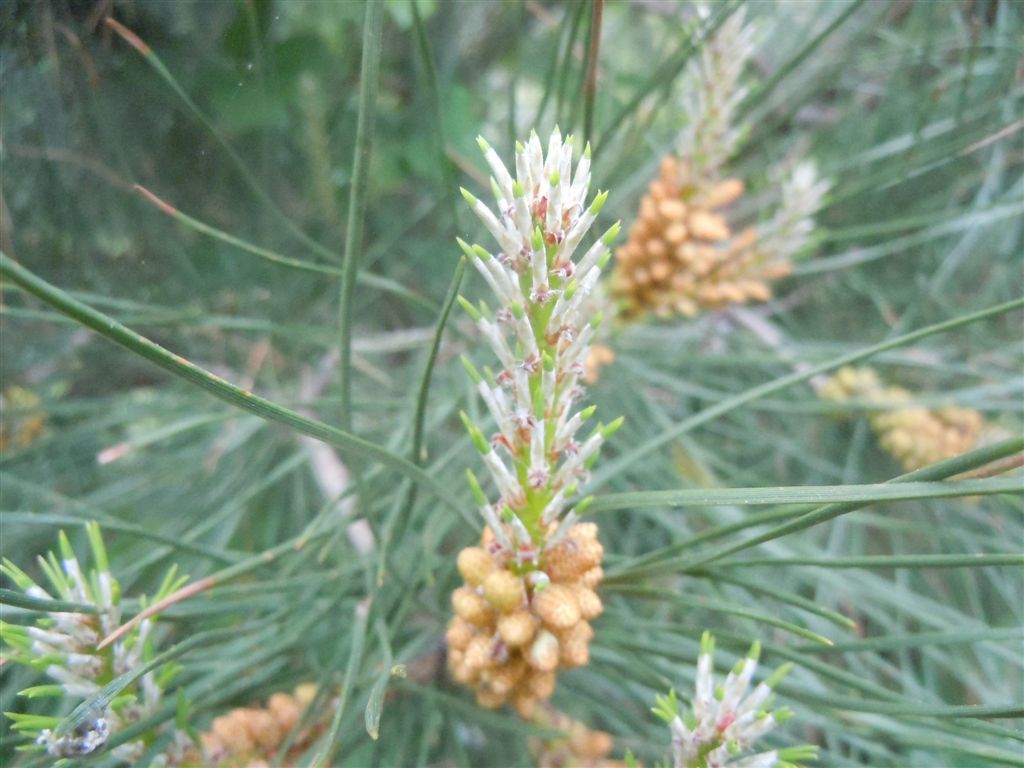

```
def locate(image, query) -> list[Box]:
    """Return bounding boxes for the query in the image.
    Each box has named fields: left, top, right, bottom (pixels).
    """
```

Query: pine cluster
left=653, top=633, right=817, bottom=768
left=530, top=705, right=622, bottom=768
left=449, top=128, right=621, bottom=719
left=1, top=524, right=189, bottom=764
left=194, top=683, right=323, bottom=768
left=447, top=522, right=604, bottom=717
left=611, top=156, right=774, bottom=318
left=820, top=367, right=991, bottom=471
left=611, top=7, right=826, bottom=321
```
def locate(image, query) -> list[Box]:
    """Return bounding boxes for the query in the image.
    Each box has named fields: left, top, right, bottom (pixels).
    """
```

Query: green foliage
left=1, top=1, right=1021, bottom=767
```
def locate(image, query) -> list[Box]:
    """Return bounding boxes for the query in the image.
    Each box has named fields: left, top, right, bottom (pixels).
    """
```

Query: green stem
left=708, top=553, right=1024, bottom=569
left=615, top=436, right=1022, bottom=581
left=683, top=436, right=1024, bottom=571
left=339, top=0, right=385, bottom=432
left=588, top=478, right=1022, bottom=512
left=412, top=258, right=468, bottom=468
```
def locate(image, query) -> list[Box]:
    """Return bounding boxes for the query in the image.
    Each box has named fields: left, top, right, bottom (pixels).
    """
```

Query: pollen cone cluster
left=447, top=523, right=604, bottom=719
left=530, top=705, right=624, bottom=768
left=611, top=156, right=782, bottom=319
left=450, top=129, right=620, bottom=717
left=197, top=684, right=323, bottom=768
left=820, top=367, right=989, bottom=471
left=613, top=5, right=826, bottom=322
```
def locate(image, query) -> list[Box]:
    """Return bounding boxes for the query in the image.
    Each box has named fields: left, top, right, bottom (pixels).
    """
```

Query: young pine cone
left=447, top=524, right=605, bottom=718
left=612, top=155, right=783, bottom=320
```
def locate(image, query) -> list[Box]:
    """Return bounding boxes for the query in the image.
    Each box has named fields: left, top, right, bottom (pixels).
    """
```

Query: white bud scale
left=458, top=129, right=621, bottom=564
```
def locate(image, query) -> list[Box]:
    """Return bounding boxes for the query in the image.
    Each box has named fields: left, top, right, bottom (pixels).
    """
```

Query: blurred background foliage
left=1, top=0, right=1022, bottom=766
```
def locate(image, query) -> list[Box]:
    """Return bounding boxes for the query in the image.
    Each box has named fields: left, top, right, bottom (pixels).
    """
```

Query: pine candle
left=447, top=129, right=622, bottom=716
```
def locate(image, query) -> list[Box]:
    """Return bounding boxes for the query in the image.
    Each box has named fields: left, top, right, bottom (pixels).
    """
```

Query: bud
left=528, top=569, right=551, bottom=591
left=498, top=610, right=539, bottom=648
left=569, top=725, right=614, bottom=760
left=513, top=691, right=539, bottom=719
left=451, top=586, right=493, bottom=626
left=247, top=710, right=283, bottom=751
left=580, top=566, right=604, bottom=589
left=267, top=693, right=301, bottom=733
left=211, top=710, right=257, bottom=753
left=482, top=570, right=525, bottom=612
left=527, top=670, right=557, bottom=700
left=484, top=658, right=526, bottom=697
left=544, top=531, right=604, bottom=581
left=573, top=521, right=599, bottom=539
left=572, top=585, right=604, bottom=620
left=533, top=584, right=581, bottom=630
left=527, top=630, right=561, bottom=672
left=475, top=688, right=506, bottom=709
left=450, top=657, right=476, bottom=686
left=662, top=630, right=816, bottom=768
left=464, top=635, right=497, bottom=672
left=703, top=177, right=745, bottom=209
left=293, top=683, right=316, bottom=707
left=446, top=617, right=474, bottom=651
left=612, top=17, right=826, bottom=323
left=457, top=547, right=495, bottom=587
left=560, top=637, right=590, bottom=668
